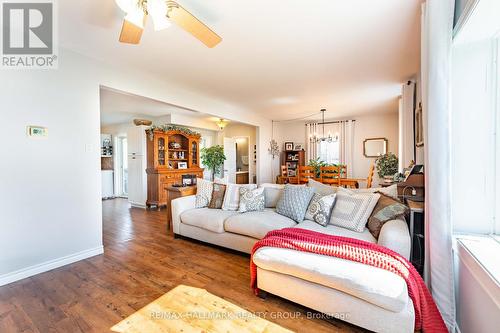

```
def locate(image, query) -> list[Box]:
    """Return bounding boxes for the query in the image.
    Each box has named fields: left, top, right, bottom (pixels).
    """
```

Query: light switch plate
left=27, top=126, right=48, bottom=137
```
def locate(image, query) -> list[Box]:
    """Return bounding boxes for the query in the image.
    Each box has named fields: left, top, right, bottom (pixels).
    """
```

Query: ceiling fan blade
left=167, top=2, right=222, bottom=48
left=119, top=15, right=146, bottom=44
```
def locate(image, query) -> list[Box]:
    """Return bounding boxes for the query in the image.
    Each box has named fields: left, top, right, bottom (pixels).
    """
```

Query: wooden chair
left=366, top=163, right=375, bottom=188
left=298, top=166, right=315, bottom=184
left=339, top=165, right=348, bottom=179
left=281, top=165, right=287, bottom=177
left=276, top=165, right=286, bottom=184
left=320, top=166, right=341, bottom=186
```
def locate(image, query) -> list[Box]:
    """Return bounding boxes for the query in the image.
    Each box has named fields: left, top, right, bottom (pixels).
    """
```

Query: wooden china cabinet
left=146, top=129, right=204, bottom=208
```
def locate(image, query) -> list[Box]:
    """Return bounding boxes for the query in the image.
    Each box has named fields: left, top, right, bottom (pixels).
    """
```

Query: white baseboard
left=129, top=201, right=147, bottom=209
left=0, top=246, right=104, bottom=287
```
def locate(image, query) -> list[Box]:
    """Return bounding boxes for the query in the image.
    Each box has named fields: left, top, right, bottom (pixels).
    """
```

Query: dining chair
left=366, top=163, right=375, bottom=188
left=320, top=166, right=341, bottom=186
left=298, top=166, right=315, bottom=184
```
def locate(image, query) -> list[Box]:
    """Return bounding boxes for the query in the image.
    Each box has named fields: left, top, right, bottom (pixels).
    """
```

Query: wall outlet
left=27, top=126, right=48, bottom=138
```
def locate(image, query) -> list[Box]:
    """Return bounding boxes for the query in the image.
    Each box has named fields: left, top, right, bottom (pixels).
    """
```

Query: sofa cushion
left=195, top=178, right=213, bottom=208
left=304, top=193, right=337, bottom=227
left=307, top=178, right=337, bottom=195
left=276, top=185, right=315, bottom=223
left=239, top=187, right=265, bottom=213
left=208, top=183, right=226, bottom=209
left=259, top=183, right=285, bottom=208
left=222, top=183, right=257, bottom=211
left=252, top=247, right=408, bottom=313
left=224, top=209, right=296, bottom=239
left=368, top=193, right=409, bottom=239
left=330, top=191, right=380, bottom=232
left=296, top=220, right=376, bottom=244
left=180, top=208, right=238, bottom=233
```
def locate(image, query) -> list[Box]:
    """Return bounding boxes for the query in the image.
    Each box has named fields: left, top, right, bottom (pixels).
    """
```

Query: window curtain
left=307, top=121, right=354, bottom=177
left=421, top=0, right=456, bottom=331
left=399, top=81, right=416, bottom=171
left=339, top=120, right=355, bottom=177
left=306, top=123, right=318, bottom=161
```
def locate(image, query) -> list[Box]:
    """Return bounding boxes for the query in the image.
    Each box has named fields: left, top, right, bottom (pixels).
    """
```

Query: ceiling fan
left=115, top=0, right=222, bottom=48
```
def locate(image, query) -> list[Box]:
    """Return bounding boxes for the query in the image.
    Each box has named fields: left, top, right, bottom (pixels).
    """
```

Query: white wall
left=274, top=113, right=399, bottom=183
left=0, top=48, right=273, bottom=285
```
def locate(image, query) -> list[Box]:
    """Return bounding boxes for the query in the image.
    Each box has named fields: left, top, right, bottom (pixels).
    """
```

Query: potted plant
left=201, top=145, right=226, bottom=181
left=308, top=157, right=331, bottom=178
left=375, top=153, right=399, bottom=179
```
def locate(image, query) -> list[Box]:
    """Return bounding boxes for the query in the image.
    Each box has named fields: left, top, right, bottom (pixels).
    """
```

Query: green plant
left=308, top=157, right=335, bottom=178
left=375, top=153, right=399, bottom=178
left=201, top=145, right=226, bottom=181
left=147, top=124, right=201, bottom=141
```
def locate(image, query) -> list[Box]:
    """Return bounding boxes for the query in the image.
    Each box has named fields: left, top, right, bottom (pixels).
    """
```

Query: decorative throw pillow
left=367, top=193, right=409, bottom=238
left=276, top=185, right=315, bottom=223
left=305, top=193, right=337, bottom=226
left=259, top=183, right=285, bottom=208
left=307, top=178, right=337, bottom=196
left=195, top=178, right=213, bottom=208
left=330, top=192, right=380, bottom=232
left=207, top=183, right=226, bottom=209
left=222, top=183, right=257, bottom=211
left=239, top=187, right=265, bottom=213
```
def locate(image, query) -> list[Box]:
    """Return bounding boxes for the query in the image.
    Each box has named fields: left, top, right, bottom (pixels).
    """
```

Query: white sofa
left=171, top=189, right=413, bottom=333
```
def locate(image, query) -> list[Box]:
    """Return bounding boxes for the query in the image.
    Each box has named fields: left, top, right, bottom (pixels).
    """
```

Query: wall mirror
left=363, top=138, right=388, bottom=157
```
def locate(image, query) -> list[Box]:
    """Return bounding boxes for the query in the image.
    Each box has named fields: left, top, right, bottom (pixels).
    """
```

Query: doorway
left=115, top=136, right=128, bottom=197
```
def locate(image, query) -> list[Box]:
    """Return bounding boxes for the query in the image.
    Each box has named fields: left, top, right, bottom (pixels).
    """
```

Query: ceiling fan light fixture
left=115, top=0, right=136, bottom=13
left=124, top=5, right=145, bottom=29
left=148, top=0, right=171, bottom=31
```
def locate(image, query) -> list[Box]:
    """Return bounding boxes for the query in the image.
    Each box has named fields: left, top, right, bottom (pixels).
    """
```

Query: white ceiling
left=62, top=0, right=422, bottom=121
left=100, top=87, right=205, bottom=126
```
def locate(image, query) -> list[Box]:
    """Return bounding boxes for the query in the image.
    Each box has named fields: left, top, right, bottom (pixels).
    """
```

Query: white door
left=127, top=125, right=147, bottom=156
left=223, top=137, right=237, bottom=183
left=127, top=155, right=146, bottom=207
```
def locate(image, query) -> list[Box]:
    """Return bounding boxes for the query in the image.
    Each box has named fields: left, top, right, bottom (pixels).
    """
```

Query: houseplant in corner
left=375, top=153, right=399, bottom=180
left=201, top=145, right=226, bottom=181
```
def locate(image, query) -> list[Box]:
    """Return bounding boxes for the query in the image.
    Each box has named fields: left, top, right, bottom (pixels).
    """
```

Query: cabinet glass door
left=191, top=141, right=198, bottom=166
left=157, top=137, right=166, bottom=166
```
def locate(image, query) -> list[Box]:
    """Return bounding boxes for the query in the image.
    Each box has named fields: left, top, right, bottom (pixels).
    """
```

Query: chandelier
left=310, top=109, right=339, bottom=143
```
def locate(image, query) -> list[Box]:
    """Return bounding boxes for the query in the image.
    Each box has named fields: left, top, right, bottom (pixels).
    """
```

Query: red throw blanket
left=250, top=228, right=447, bottom=333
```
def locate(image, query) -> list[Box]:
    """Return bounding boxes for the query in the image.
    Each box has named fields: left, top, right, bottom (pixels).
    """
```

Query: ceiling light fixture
left=216, top=119, right=228, bottom=131
left=116, top=0, right=171, bottom=31
left=310, top=109, right=339, bottom=143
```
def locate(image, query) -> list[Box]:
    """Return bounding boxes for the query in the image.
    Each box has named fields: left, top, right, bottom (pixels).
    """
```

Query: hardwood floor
left=0, top=199, right=366, bottom=333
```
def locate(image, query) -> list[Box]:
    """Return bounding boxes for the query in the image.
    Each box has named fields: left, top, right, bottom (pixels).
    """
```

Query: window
left=318, top=140, right=340, bottom=165
left=452, top=0, right=500, bottom=236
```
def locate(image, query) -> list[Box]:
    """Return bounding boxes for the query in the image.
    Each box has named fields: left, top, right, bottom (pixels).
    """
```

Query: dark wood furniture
left=146, top=130, right=203, bottom=209
left=236, top=172, right=249, bottom=184
left=165, top=185, right=197, bottom=231
left=397, top=173, right=425, bottom=199
left=407, top=199, right=425, bottom=276
left=280, top=150, right=305, bottom=178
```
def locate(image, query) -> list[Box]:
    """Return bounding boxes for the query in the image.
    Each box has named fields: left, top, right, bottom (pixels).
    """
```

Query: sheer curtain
left=306, top=121, right=355, bottom=177
left=339, top=120, right=355, bottom=177
left=421, top=0, right=456, bottom=331
left=305, top=123, right=318, bottom=161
